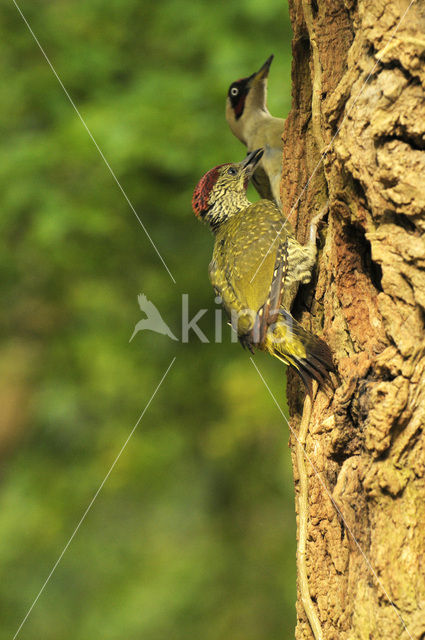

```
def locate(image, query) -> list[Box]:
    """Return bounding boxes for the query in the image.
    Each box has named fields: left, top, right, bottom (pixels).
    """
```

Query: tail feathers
left=294, top=340, right=333, bottom=395
left=266, top=310, right=333, bottom=394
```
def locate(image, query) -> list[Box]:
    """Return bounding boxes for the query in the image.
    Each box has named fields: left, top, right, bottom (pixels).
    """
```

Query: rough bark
left=281, top=1, right=425, bottom=638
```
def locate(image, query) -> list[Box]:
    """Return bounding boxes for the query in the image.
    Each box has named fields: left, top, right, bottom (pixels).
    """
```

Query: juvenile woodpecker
left=192, top=149, right=333, bottom=392
left=226, top=55, right=285, bottom=206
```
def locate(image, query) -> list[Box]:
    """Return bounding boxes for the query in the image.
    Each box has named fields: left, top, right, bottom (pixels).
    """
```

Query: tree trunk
left=281, top=1, right=425, bottom=638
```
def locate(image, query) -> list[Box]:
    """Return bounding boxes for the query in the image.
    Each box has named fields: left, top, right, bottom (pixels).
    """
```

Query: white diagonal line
left=12, top=357, right=176, bottom=640
left=250, top=0, right=417, bottom=284
left=250, top=358, right=414, bottom=640
left=12, top=0, right=176, bottom=285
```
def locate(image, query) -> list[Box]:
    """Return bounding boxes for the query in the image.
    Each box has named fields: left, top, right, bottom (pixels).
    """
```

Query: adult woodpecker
left=226, top=55, right=285, bottom=207
left=192, top=149, right=333, bottom=393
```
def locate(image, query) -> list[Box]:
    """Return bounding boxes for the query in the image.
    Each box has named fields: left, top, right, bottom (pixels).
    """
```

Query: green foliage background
left=0, top=1, right=295, bottom=638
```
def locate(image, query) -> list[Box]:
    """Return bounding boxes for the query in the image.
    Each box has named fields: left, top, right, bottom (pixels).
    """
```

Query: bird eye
left=227, top=167, right=237, bottom=176
left=230, top=87, right=239, bottom=97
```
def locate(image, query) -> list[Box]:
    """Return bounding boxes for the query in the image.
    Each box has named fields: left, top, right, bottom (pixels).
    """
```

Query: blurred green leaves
left=0, top=1, right=295, bottom=638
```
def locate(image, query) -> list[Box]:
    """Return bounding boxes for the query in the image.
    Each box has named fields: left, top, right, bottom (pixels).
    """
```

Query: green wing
left=210, top=200, right=292, bottom=342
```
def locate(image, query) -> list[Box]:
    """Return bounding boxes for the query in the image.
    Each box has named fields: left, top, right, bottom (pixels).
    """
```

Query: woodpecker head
left=192, top=148, right=264, bottom=231
left=226, top=55, right=273, bottom=144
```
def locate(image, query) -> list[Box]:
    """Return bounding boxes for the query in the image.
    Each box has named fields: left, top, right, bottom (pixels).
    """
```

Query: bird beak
left=250, top=55, right=274, bottom=84
left=241, top=148, right=264, bottom=175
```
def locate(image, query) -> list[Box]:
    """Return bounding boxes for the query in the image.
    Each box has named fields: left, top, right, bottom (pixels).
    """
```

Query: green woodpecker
left=226, top=55, right=285, bottom=207
left=192, top=148, right=333, bottom=392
